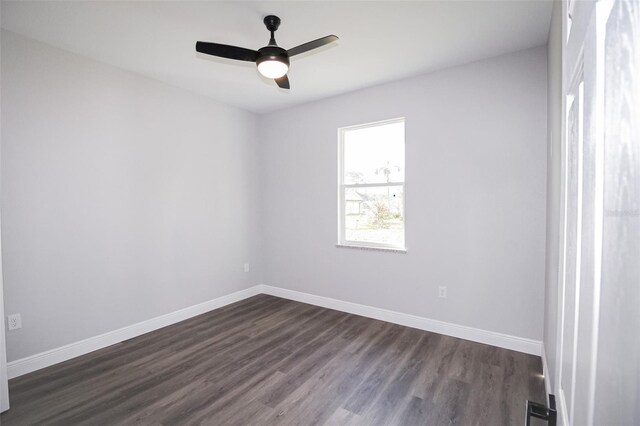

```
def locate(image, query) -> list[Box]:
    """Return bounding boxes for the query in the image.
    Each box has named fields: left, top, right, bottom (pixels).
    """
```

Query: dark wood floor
left=1, top=295, right=546, bottom=425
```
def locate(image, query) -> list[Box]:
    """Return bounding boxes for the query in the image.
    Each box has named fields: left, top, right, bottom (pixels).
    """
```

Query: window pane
left=343, top=121, right=404, bottom=184
left=344, top=186, right=404, bottom=246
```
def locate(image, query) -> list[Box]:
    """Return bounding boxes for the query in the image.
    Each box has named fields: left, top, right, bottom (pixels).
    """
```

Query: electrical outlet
left=244, top=263, right=250, bottom=273
left=8, top=313, right=22, bottom=330
left=438, top=286, right=447, bottom=299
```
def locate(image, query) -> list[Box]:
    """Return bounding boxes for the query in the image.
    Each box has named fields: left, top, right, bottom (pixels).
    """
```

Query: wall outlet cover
left=8, top=313, right=22, bottom=330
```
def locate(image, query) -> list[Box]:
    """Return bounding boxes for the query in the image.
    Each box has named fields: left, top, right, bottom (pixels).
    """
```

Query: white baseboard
left=7, top=284, right=542, bottom=379
left=541, top=344, right=567, bottom=425
left=541, top=342, right=552, bottom=399
left=259, top=284, right=542, bottom=356
left=7, top=286, right=262, bottom=379
left=557, top=388, right=569, bottom=426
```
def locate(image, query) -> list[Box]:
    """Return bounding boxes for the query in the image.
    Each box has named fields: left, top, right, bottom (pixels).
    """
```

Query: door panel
left=554, top=0, right=638, bottom=424
left=594, top=1, right=640, bottom=424
left=556, top=1, right=605, bottom=424
left=560, top=73, right=584, bottom=425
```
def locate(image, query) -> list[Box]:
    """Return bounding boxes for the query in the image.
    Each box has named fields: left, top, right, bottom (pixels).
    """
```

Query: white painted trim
left=542, top=342, right=552, bottom=400
left=7, top=286, right=262, bottom=379
left=7, top=284, right=543, bottom=380
left=585, top=5, right=612, bottom=423
left=259, top=285, right=542, bottom=356
left=542, top=343, right=568, bottom=426
left=343, top=182, right=404, bottom=189
left=558, top=387, right=570, bottom=426
left=337, top=117, right=406, bottom=252
left=335, top=244, right=407, bottom=253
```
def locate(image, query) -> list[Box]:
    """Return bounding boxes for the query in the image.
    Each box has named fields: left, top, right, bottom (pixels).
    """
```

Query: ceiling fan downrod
left=264, top=15, right=281, bottom=46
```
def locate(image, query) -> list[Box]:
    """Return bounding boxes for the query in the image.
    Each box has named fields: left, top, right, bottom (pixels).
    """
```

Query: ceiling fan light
left=257, top=59, right=289, bottom=79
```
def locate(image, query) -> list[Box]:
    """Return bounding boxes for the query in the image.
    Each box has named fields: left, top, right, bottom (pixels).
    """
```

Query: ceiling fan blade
left=287, top=35, right=338, bottom=57
left=275, top=74, right=290, bottom=89
left=195, top=41, right=259, bottom=62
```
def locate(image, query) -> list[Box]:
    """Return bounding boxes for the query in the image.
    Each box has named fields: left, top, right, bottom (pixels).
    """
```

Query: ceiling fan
left=196, top=15, right=338, bottom=90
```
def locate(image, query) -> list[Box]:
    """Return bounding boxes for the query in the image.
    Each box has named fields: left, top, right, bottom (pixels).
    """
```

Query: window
left=338, top=118, right=405, bottom=250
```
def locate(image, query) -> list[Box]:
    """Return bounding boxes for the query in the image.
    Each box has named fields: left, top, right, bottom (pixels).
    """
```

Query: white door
left=556, top=0, right=602, bottom=424
left=558, top=59, right=584, bottom=425
left=556, top=1, right=594, bottom=423
left=554, top=0, right=638, bottom=424
left=593, top=0, right=640, bottom=424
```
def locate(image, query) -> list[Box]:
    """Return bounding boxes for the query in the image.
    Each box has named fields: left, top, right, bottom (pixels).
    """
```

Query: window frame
left=337, top=117, right=406, bottom=251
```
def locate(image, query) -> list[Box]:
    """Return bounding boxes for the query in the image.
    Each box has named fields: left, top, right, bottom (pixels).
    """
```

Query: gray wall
left=1, top=31, right=261, bottom=362
left=543, top=0, right=562, bottom=390
left=259, top=47, right=548, bottom=341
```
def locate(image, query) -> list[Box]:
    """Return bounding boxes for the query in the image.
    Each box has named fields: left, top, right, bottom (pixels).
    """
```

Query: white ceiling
left=1, top=1, right=553, bottom=114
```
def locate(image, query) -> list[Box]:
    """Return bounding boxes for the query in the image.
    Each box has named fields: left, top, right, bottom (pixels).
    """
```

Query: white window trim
left=337, top=117, right=406, bottom=251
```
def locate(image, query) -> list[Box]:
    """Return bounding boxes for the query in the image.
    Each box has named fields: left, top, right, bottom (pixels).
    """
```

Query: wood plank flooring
left=0, top=295, right=546, bottom=425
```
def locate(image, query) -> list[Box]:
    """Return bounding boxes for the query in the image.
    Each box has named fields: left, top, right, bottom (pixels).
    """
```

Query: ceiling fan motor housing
left=256, top=46, right=289, bottom=68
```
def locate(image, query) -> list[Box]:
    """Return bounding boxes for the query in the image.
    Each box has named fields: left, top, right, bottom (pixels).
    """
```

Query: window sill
left=335, top=244, right=407, bottom=253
